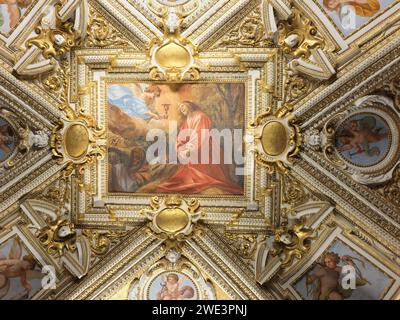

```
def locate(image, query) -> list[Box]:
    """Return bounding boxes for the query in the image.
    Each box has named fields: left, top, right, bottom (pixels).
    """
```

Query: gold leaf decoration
left=217, top=8, right=273, bottom=47
left=278, top=7, right=324, bottom=59
left=37, top=218, right=77, bottom=256
left=87, top=8, right=129, bottom=48
left=271, top=219, right=315, bottom=268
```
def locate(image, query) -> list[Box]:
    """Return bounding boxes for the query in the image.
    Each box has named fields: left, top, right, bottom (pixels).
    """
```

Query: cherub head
left=144, top=85, right=161, bottom=105
left=279, top=232, right=294, bottom=246
left=323, top=252, right=340, bottom=269
left=22, top=255, right=36, bottom=270
left=305, top=130, right=322, bottom=148
left=340, top=136, right=351, bottom=144
left=323, top=0, right=341, bottom=11
left=180, top=286, right=195, bottom=299
left=350, top=120, right=358, bottom=130
left=53, top=221, right=76, bottom=247
left=166, top=273, right=179, bottom=284
left=284, top=34, right=301, bottom=48
left=53, top=34, right=66, bottom=46
left=57, top=224, right=74, bottom=239
left=0, top=125, right=14, bottom=143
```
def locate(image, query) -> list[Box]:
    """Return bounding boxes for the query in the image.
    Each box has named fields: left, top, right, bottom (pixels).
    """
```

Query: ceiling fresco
left=0, top=0, right=399, bottom=300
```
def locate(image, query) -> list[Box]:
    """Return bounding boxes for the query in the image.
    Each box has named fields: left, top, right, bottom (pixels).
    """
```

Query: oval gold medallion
left=156, top=208, right=189, bottom=233
left=65, top=124, right=89, bottom=158
left=155, top=43, right=190, bottom=69
left=261, top=121, right=287, bottom=156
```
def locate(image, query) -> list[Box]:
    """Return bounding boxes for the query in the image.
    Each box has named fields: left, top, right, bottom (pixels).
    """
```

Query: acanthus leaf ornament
left=86, top=7, right=130, bottom=48
left=389, top=75, right=400, bottom=111
left=284, top=72, right=314, bottom=104
left=82, top=230, right=129, bottom=257
left=282, top=175, right=310, bottom=209
left=217, top=8, right=273, bottom=48
left=21, top=198, right=92, bottom=279
left=224, top=232, right=260, bottom=263
left=379, top=167, right=400, bottom=207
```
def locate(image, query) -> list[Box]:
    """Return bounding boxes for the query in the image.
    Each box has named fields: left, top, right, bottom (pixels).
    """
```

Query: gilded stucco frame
left=70, top=45, right=282, bottom=230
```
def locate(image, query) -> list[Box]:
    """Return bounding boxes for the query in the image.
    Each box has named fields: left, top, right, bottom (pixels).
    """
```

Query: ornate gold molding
left=26, top=21, right=77, bottom=60
left=251, top=105, right=302, bottom=173
left=13, top=0, right=88, bottom=77
left=278, top=7, right=324, bottom=59
left=217, top=8, right=273, bottom=47
left=1, top=0, right=399, bottom=301
left=271, top=218, right=315, bottom=268
left=82, top=229, right=129, bottom=257
left=37, top=218, right=77, bottom=256
left=0, top=109, right=49, bottom=170
left=390, top=75, right=400, bottom=111
left=146, top=0, right=201, bottom=81
left=86, top=7, right=130, bottom=48
left=141, top=196, right=204, bottom=246
left=50, top=108, right=105, bottom=177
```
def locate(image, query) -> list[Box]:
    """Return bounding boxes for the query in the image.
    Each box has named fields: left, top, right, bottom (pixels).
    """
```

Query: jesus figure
left=156, top=101, right=243, bottom=195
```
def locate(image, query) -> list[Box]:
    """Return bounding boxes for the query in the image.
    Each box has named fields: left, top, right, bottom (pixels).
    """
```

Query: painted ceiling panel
left=0, top=0, right=399, bottom=301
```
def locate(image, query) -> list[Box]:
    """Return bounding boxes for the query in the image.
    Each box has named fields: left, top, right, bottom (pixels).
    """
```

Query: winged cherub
left=0, top=0, right=33, bottom=29
left=0, top=238, right=42, bottom=299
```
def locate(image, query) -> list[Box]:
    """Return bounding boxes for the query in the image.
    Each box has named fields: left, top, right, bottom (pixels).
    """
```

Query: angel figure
left=0, top=123, right=14, bottom=158
left=156, top=273, right=195, bottom=300
left=337, top=116, right=387, bottom=158
left=305, top=251, right=370, bottom=300
left=0, top=238, right=42, bottom=300
left=323, top=0, right=381, bottom=18
left=108, top=84, right=161, bottom=120
left=0, top=0, right=33, bottom=30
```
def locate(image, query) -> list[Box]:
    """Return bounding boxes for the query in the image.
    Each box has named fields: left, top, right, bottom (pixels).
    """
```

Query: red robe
left=157, top=111, right=243, bottom=194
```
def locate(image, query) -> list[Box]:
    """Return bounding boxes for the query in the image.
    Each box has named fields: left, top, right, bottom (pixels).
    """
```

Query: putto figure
left=0, top=121, right=15, bottom=160
left=156, top=273, right=195, bottom=300
left=306, top=251, right=370, bottom=300
left=322, top=0, right=381, bottom=17
left=0, top=0, right=33, bottom=31
left=337, top=116, right=387, bottom=158
left=0, top=238, right=42, bottom=299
